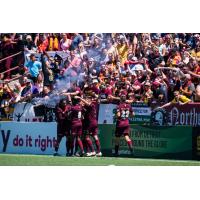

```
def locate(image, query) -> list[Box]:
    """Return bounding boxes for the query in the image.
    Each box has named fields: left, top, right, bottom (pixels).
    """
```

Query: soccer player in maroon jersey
left=70, top=96, right=85, bottom=156
left=54, top=98, right=71, bottom=156
left=114, top=90, right=134, bottom=156
left=76, top=95, right=102, bottom=157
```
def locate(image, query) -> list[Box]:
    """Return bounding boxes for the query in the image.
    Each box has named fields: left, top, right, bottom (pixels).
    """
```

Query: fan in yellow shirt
left=159, top=91, right=191, bottom=109
left=116, top=35, right=129, bottom=65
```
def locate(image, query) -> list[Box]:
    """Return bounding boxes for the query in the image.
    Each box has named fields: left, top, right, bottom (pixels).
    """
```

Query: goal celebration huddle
left=54, top=84, right=135, bottom=157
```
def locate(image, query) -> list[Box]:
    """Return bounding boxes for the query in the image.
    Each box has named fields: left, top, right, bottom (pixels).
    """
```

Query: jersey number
left=78, top=111, right=82, bottom=119
left=121, top=110, right=129, bottom=118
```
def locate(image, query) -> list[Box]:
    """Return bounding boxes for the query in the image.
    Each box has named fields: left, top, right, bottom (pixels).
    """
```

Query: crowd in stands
left=1, top=33, right=200, bottom=117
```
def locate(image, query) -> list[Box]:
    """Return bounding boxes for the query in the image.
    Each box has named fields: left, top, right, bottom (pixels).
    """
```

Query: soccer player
left=77, top=95, right=102, bottom=157
left=114, top=90, right=134, bottom=156
left=54, top=98, right=71, bottom=156
left=70, top=96, right=85, bottom=156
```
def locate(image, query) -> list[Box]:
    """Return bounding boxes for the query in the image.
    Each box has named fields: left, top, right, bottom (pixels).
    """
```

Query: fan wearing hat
left=20, top=79, right=39, bottom=102
left=114, top=90, right=135, bottom=156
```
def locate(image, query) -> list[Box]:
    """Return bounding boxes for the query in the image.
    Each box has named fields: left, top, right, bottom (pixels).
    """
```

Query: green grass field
left=0, top=154, right=200, bottom=166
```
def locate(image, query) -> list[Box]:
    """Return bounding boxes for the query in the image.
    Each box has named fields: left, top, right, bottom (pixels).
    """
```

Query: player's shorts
left=88, top=125, right=98, bottom=136
left=57, top=125, right=70, bottom=137
left=71, top=125, right=82, bottom=136
left=82, top=120, right=89, bottom=135
left=115, top=126, right=130, bottom=137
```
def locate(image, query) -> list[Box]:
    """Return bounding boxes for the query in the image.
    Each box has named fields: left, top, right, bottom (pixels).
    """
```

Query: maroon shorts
left=88, top=125, right=98, bottom=136
left=115, top=126, right=130, bottom=137
left=57, top=125, right=70, bottom=137
left=71, top=125, right=82, bottom=136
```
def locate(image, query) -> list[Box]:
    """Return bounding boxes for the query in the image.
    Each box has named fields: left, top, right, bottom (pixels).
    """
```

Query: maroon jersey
left=56, top=105, right=71, bottom=134
left=84, top=101, right=98, bottom=127
left=70, top=104, right=83, bottom=126
left=116, top=103, right=133, bottom=128
left=56, top=105, right=71, bottom=123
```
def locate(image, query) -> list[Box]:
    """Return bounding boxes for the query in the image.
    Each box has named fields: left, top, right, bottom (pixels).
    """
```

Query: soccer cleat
left=74, top=152, right=80, bottom=157
left=66, top=152, right=71, bottom=157
left=79, top=152, right=85, bottom=157
left=96, top=152, right=102, bottom=157
left=53, top=152, right=60, bottom=156
left=85, top=152, right=92, bottom=157
left=90, top=151, right=96, bottom=156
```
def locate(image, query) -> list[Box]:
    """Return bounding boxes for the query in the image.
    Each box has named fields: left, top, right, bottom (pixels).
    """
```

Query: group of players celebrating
left=54, top=84, right=135, bottom=157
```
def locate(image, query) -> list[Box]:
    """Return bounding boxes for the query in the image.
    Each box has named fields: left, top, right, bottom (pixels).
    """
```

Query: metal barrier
left=0, top=51, right=22, bottom=62
left=0, top=66, right=20, bottom=76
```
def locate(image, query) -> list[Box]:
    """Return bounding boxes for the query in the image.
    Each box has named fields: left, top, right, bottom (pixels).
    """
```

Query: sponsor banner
left=13, top=103, right=37, bottom=122
left=98, top=104, right=151, bottom=125
left=130, top=115, right=151, bottom=124
left=192, top=127, right=200, bottom=160
left=165, top=103, right=200, bottom=126
left=0, top=122, right=67, bottom=155
left=0, top=122, right=193, bottom=160
left=133, top=107, right=151, bottom=116
left=99, top=124, right=193, bottom=159
left=131, top=106, right=151, bottom=124
left=12, top=103, right=56, bottom=122
left=98, top=104, right=116, bottom=124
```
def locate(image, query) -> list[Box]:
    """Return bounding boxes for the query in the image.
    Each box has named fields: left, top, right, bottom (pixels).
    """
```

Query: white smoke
left=32, top=33, right=109, bottom=108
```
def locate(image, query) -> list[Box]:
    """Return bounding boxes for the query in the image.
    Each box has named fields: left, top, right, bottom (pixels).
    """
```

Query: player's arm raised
left=74, top=96, right=90, bottom=106
left=62, top=91, right=80, bottom=97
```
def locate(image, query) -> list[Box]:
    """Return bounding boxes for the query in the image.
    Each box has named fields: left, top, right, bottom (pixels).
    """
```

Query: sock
left=86, top=137, right=94, bottom=152
left=127, top=140, right=133, bottom=151
left=66, top=137, right=71, bottom=154
left=95, top=139, right=101, bottom=153
left=75, top=139, right=79, bottom=153
left=77, top=138, right=84, bottom=153
left=82, top=137, right=89, bottom=152
left=70, top=137, right=75, bottom=155
left=115, top=145, right=119, bottom=155
left=55, top=135, right=62, bottom=152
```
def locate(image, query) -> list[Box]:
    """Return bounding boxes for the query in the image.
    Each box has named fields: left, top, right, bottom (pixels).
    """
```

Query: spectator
left=2, top=33, right=200, bottom=116
left=116, top=35, right=129, bottom=65
left=180, top=74, right=195, bottom=100
left=60, top=33, right=71, bottom=51
left=159, top=91, right=191, bottom=109
left=48, top=34, right=59, bottom=51
left=70, top=33, right=83, bottom=50
left=25, top=54, right=42, bottom=84
left=36, top=34, right=49, bottom=53
left=20, top=79, right=39, bottom=101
